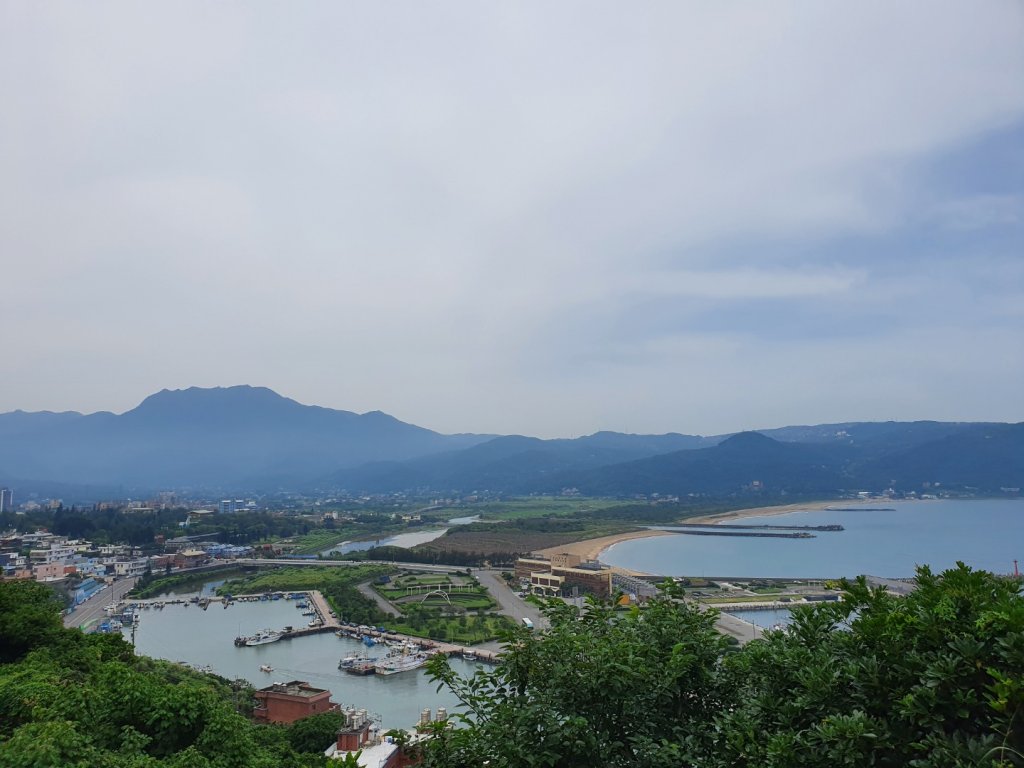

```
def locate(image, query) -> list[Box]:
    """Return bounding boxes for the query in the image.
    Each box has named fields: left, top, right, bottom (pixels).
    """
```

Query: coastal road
left=64, top=577, right=139, bottom=630
left=475, top=569, right=547, bottom=630
left=712, top=611, right=765, bottom=645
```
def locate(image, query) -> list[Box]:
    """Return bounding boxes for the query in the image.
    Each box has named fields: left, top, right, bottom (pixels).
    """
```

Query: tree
left=425, top=584, right=728, bottom=767
left=424, top=566, right=1024, bottom=768
left=285, top=710, right=345, bottom=754
left=0, top=580, right=65, bottom=663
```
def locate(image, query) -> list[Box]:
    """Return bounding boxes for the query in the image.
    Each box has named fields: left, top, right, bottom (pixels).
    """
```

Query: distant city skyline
left=2, top=3, right=1022, bottom=439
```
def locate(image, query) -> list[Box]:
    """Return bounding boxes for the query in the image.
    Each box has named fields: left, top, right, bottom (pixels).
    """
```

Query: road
left=474, top=569, right=547, bottom=629
left=356, top=581, right=401, bottom=617
left=63, top=577, right=139, bottom=630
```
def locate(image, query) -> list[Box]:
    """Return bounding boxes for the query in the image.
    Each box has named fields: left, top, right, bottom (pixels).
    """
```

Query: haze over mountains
left=0, top=386, right=1021, bottom=500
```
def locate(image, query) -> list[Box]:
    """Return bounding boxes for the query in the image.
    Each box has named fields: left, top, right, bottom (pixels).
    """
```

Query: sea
left=123, top=594, right=479, bottom=730
left=600, top=499, right=1024, bottom=580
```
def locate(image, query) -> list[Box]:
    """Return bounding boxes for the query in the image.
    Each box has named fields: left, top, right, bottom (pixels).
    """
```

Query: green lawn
left=384, top=614, right=515, bottom=645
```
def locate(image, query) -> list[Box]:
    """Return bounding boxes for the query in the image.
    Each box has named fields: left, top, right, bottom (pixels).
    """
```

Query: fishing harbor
left=110, top=587, right=499, bottom=665
left=112, top=586, right=486, bottom=730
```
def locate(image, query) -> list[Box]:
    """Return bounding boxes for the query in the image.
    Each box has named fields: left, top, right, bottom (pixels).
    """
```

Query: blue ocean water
left=601, top=499, right=1024, bottom=578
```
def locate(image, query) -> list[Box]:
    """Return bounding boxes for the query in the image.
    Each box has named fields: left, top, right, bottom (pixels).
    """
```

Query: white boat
left=374, top=646, right=430, bottom=676
left=245, top=629, right=284, bottom=646
left=259, top=664, right=273, bottom=673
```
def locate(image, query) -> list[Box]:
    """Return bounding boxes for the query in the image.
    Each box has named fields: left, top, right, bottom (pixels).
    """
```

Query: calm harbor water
left=601, top=499, right=1024, bottom=579
left=124, top=597, right=477, bottom=730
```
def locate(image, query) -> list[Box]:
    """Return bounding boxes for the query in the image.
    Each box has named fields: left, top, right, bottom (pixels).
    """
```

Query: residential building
left=324, top=708, right=403, bottom=767
left=0, top=488, right=13, bottom=513
left=113, top=558, right=149, bottom=578
left=253, top=681, right=340, bottom=724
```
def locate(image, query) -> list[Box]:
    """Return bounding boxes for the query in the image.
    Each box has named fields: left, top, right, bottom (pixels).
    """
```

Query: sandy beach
left=534, top=528, right=676, bottom=563
left=538, top=501, right=838, bottom=565
left=684, top=500, right=836, bottom=525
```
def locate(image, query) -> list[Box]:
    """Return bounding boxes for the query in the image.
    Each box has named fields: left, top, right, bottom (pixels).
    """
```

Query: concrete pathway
left=356, top=581, right=400, bottom=617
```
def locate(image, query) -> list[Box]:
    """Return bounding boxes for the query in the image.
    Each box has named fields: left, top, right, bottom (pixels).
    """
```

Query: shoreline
left=540, top=501, right=840, bottom=568
left=683, top=500, right=837, bottom=525
left=534, top=528, right=677, bottom=564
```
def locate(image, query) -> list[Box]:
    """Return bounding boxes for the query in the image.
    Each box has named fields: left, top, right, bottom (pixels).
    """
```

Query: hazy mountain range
left=0, top=386, right=1021, bottom=501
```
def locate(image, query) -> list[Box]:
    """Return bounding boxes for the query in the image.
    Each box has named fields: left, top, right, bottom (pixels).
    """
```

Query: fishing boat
left=242, top=629, right=284, bottom=647
left=259, top=664, right=273, bottom=673
left=339, top=651, right=377, bottom=675
left=374, top=645, right=430, bottom=676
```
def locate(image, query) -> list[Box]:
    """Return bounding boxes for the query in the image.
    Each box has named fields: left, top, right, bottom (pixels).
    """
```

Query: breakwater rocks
left=660, top=523, right=845, bottom=539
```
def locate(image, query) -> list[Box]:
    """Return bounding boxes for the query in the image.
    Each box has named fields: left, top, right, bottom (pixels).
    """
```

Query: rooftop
left=259, top=681, right=330, bottom=698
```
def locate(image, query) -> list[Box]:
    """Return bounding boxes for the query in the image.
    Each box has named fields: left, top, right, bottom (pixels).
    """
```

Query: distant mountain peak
left=719, top=431, right=777, bottom=447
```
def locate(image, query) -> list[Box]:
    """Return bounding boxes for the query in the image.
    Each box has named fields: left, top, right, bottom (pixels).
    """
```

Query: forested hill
left=328, top=422, right=1024, bottom=498
left=1, top=386, right=1020, bottom=499
left=0, top=385, right=490, bottom=493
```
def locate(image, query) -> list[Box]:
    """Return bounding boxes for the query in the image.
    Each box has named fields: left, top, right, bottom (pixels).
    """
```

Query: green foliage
left=0, top=580, right=65, bottom=663
left=132, top=569, right=246, bottom=599
left=424, top=564, right=1024, bottom=767
left=284, top=711, right=345, bottom=754
left=0, top=580, right=329, bottom=767
left=217, top=566, right=393, bottom=625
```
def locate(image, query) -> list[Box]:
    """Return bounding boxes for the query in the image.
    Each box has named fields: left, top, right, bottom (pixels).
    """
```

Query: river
left=320, top=515, right=480, bottom=556
left=123, top=595, right=479, bottom=730
left=600, top=499, right=1024, bottom=578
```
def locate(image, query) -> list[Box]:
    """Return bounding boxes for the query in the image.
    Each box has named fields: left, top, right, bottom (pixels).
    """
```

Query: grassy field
left=273, top=527, right=371, bottom=556
left=384, top=613, right=515, bottom=645
left=416, top=522, right=635, bottom=558
left=431, top=497, right=628, bottom=522
left=376, top=572, right=497, bottom=611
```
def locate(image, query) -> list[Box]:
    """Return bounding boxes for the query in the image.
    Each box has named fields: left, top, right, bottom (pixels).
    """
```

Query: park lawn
left=215, top=565, right=392, bottom=595
left=417, top=594, right=494, bottom=611
left=383, top=614, right=515, bottom=645
left=389, top=574, right=453, bottom=586
left=275, top=527, right=368, bottom=556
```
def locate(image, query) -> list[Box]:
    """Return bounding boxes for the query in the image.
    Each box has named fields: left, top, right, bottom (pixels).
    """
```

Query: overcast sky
left=2, top=3, right=1022, bottom=438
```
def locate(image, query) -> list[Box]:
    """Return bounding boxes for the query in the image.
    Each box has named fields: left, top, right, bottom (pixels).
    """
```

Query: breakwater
left=661, top=528, right=816, bottom=539
left=677, top=523, right=844, bottom=531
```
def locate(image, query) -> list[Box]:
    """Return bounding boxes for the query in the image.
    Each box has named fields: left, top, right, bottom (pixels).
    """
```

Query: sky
left=1, top=2, right=1022, bottom=438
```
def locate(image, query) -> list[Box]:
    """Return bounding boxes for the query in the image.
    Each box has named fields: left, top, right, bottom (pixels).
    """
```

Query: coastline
left=534, top=528, right=677, bottom=564
left=683, top=500, right=837, bottom=525
left=539, top=501, right=839, bottom=567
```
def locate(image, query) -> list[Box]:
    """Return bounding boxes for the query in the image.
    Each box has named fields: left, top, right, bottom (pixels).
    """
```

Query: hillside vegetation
left=0, top=580, right=337, bottom=767
left=424, top=564, right=1024, bottom=767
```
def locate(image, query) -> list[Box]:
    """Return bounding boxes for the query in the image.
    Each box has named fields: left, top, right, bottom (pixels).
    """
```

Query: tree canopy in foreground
left=425, top=564, right=1024, bottom=768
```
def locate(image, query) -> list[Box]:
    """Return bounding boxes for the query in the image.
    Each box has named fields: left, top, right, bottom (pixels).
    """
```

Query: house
left=253, top=681, right=340, bottom=724
left=324, top=708, right=402, bottom=766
